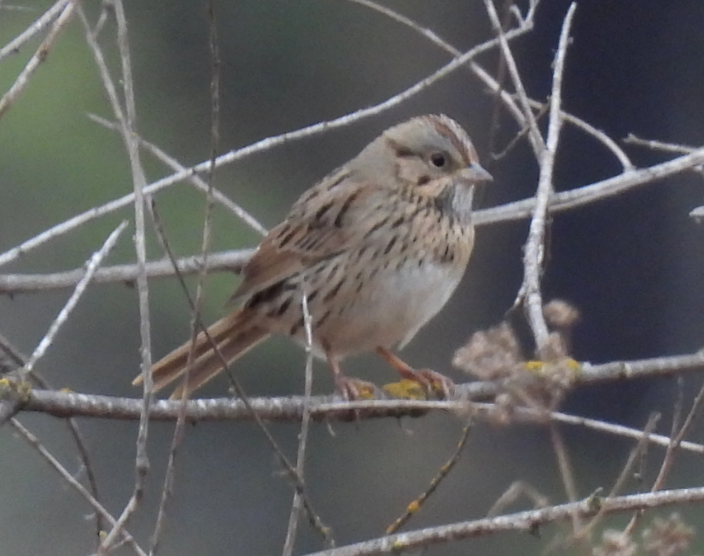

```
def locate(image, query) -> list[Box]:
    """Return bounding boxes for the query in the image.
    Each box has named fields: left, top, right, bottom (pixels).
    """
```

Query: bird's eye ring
left=430, top=152, right=447, bottom=168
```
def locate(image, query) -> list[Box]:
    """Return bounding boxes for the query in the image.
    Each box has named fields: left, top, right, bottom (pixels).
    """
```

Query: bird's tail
left=133, top=309, right=269, bottom=399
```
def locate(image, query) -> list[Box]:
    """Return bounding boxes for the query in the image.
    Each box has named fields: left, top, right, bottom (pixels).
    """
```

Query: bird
left=134, top=114, right=492, bottom=400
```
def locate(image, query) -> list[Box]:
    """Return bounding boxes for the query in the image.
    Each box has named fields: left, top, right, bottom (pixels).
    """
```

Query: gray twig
left=0, top=0, right=79, bottom=118
left=516, top=3, right=577, bottom=350
left=23, top=221, right=128, bottom=373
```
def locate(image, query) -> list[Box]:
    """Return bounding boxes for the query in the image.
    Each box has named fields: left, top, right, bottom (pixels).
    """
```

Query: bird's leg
left=375, top=347, right=455, bottom=399
left=325, top=351, right=378, bottom=400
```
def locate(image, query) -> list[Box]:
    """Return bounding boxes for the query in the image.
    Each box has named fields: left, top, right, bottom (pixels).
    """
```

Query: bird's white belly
left=313, top=261, right=465, bottom=357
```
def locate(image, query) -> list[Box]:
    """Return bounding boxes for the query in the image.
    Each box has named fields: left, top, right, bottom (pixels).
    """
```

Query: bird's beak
left=460, top=162, right=493, bottom=184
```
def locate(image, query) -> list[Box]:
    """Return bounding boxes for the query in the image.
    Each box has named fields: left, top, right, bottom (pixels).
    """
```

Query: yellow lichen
left=382, top=379, right=427, bottom=400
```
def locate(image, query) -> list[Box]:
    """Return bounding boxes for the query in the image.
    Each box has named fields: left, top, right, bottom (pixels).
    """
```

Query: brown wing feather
left=231, top=172, right=385, bottom=303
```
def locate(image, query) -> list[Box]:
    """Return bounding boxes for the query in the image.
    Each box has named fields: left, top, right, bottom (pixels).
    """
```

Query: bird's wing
left=230, top=169, right=391, bottom=303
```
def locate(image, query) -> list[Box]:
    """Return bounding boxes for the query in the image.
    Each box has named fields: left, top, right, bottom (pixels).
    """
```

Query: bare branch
left=0, top=0, right=79, bottom=118
left=484, top=0, right=545, bottom=154
left=80, top=1, right=153, bottom=549
left=22, top=221, right=128, bottom=373
left=9, top=419, right=147, bottom=556
left=300, top=487, right=704, bottom=556
left=0, top=249, right=254, bottom=293
left=0, top=0, right=72, bottom=61
left=386, top=422, right=473, bottom=535
left=516, top=3, right=576, bottom=350
left=475, top=145, right=704, bottom=226
left=14, top=348, right=704, bottom=428
left=7, top=142, right=701, bottom=296
left=283, top=293, right=332, bottom=555
left=88, top=113, right=268, bottom=235
left=550, top=423, right=581, bottom=532
left=624, top=134, right=699, bottom=156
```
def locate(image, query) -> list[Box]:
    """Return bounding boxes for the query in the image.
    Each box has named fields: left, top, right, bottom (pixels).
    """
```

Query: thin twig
left=476, top=145, right=704, bottom=226
left=1, top=333, right=106, bottom=543
left=484, top=0, right=545, bottom=155
left=150, top=6, right=222, bottom=551
left=385, top=421, right=473, bottom=535
left=300, top=487, right=704, bottom=556
left=22, top=221, right=128, bottom=373
left=623, top=377, right=704, bottom=536
left=283, top=293, right=332, bottom=555
left=548, top=411, right=688, bottom=453
left=0, top=249, right=254, bottom=293
left=648, top=379, right=686, bottom=493
left=9, top=419, right=147, bottom=556
left=93, top=1, right=153, bottom=550
left=624, top=134, right=698, bottom=156
left=515, top=3, right=576, bottom=350
left=610, top=413, right=660, bottom=496
left=654, top=379, right=704, bottom=482
left=549, top=423, right=581, bottom=533
left=88, top=113, right=267, bottom=235
left=0, top=0, right=79, bottom=119
left=486, top=481, right=549, bottom=518
left=0, top=0, right=71, bottom=61
left=544, top=101, right=633, bottom=171
left=0, top=333, right=25, bottom=369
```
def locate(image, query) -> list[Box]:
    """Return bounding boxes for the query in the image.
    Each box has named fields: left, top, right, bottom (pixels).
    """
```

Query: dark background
left=1, top=1, right=704, bottom=554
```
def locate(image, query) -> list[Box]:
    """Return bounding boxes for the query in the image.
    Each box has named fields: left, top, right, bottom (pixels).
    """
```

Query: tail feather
left=133, top=310, right=269, bottom=398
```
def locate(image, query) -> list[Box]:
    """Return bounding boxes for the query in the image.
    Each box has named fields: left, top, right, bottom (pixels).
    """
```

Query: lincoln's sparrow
left=135, top=114, right=492, bottom=399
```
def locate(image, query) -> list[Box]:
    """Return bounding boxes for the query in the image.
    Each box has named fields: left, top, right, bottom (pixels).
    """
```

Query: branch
left=17, top=349, right=704, bottom=423
left=88, top=113, right=268, bottom=236
left=9, top=418, right=147, bottom=556
left=348, top=0, right=632, bottom=170
left=0, top=0, right=79, bottom=119
left=22, top=221, right=128, bottom=373
left=0, top=0, right=72, bottom=61
left=516, top=4, right=576, bottom=349
left=301, top=487, right=704, bottom=556
left=484, top=0, right=545, bottom=155
left=476, top=145, right=704, bottom=225
left=3, top=140, right=701, bottom=296
left=3, top=133, right=702, bottom=297
left=0, top=249, right=255, bottom=293
left=79, top=2, right=153, bottom=549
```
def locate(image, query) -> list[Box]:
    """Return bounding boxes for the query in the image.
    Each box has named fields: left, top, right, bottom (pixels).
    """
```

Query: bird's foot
left=375, top=347, right=454, bottom=400
left=334, top=375, right=379, bottom=401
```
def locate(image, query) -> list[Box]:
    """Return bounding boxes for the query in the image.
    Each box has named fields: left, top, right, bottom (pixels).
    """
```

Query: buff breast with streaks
left=134, top=114, right=492, bottom=400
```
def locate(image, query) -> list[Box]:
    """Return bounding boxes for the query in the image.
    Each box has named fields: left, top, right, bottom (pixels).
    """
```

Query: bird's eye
left=430, top=152, right=447, bottom=168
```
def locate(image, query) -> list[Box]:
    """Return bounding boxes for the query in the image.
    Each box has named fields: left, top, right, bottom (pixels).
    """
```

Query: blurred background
left=1, top=1, right=704, bottom=554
